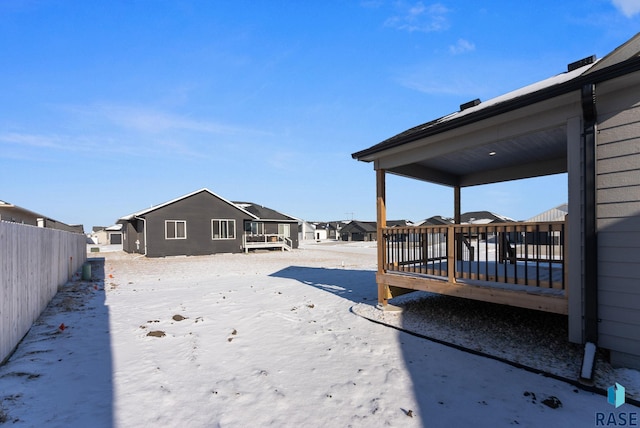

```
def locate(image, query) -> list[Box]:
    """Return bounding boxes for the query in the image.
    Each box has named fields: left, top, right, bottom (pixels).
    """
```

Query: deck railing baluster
left=484, top=227, right=489, bottom=280
left=535, top=224, right=541, bottom=288
left=561, top=223, right=566, bottom=290
left=524, top=227, right=529, bottom=285
left=548, top=223, right=553, bottom=288
left=381, top=220, right=564, bottom=294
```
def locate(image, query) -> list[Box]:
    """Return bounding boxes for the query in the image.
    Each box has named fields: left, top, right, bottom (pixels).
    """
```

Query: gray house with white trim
left=118, top=189, right=298, bottom=257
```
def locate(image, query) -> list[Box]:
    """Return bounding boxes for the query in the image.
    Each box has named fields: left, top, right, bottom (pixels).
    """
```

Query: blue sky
left=2, top=1, right=639, bottom=229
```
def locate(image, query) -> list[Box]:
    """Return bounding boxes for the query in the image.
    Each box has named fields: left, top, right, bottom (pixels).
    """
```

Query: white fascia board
left=118, top=188, right=259, bottom=221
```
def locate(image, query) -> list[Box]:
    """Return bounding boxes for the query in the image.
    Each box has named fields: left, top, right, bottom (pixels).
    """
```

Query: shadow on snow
left=0, top=257, right=113, bottom=427
left=269, top=265, right=378, bottom=304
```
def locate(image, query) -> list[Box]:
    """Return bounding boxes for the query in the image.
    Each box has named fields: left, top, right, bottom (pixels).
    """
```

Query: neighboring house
left=299, top=221, right=316, bottom=241
left=417, top=216, right=453, bottom=226
left=88, top=226, right=108, bottom=244
left=340, top=220, right=377, bottom=241
left=88, top=224, right=123, bottom=245
left=105, top=224, right=123, bottom=245
left=298, top=221, right=344, bottom=241
left=526, top=204, right=569, bottom=223
left=117, top=189, right=298, bottom=257
left=460, top=211, right=514, bottom=224
left=416, top=213, right=511, bottom=225
left=314, top=221, right=342, bottom=240
left=340, top=220, right=412, bottom=241
left=352, top=34, right=640, bottom=370
left=524, top=204, right=570, bottom=245
left=387, top=219, right=414, bottom=228
left=313, top=225, right=327, bottom=241
left=0, top=199, right=84, bottom=234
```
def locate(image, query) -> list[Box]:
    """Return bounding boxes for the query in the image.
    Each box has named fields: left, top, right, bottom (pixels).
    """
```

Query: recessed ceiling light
left=489, top=151, right=496, bottom=156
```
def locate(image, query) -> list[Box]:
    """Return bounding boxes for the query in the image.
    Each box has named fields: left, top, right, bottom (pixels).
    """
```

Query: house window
left=212, top=219, right=236, bottom=239
left=247, top=221, right=264, bottom=235
left=278, top=223, right=290, bottom=237
left=165, top=220, right=187, bottom=239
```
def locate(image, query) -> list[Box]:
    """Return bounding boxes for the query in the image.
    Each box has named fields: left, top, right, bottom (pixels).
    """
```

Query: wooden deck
left=243, top=234, right=292, bottom=252
left=378, top=221, right=568, bottom=314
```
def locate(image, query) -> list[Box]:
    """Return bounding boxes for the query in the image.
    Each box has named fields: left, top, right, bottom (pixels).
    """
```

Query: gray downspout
left=580, top=83, right=598, bottom=382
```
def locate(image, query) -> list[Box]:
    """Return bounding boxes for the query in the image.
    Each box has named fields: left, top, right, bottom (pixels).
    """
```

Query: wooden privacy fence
left=0, top=221, right=87, bottom=363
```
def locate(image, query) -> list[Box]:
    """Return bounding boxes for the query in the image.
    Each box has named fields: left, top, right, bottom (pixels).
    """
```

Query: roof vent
left=460, top=98, right=481, bottom=111
left=567, top=55, right=596, bottom=72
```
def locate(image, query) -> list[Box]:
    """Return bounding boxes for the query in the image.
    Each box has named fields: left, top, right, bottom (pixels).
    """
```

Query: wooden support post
left=376, top=168, right=389, bottom=306
left=454, top=185, right=462, bottom=263
left=454, top=186, right=461, bottom=225
left=447, top=224, right=456, bottom=284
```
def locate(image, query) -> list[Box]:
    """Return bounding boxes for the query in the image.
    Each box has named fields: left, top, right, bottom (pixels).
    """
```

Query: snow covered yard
left=1, top=242, right=638, bottom=427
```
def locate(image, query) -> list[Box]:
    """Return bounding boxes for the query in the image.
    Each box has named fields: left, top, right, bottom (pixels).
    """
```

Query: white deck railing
left=242, top=234, right=292, bottom=252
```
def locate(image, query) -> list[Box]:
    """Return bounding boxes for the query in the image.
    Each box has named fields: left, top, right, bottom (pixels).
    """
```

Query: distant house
left=298, top=221, right=344, bottom=241
left=299, top=221, right=316, bottom=241
left=88, top=226, right=107, bottom=244
left=340, top=221, right=377, bottom=242
left=88, top=224, right=123, bottom=245
left=460, top=211, right=514, bottom=224
left=523, top=204, right=569, bottom=245
left=387, top=220, right=414, bottom=228
left=0, top=199, right=84, bottom=234
left=311, top=224, right=327, bottom=240
left=105, top=224, right=123, bottom=244
left=526, top=204, right=568, bottom=223
left=340, top=220, right=412, bottom=241
left=417, top=213, right=512, bottom=226
left=313, top=221, right=343, bottom=240
left=417, top=215, right=453, bottom=226
left=117, top=189, right=298, bottom=257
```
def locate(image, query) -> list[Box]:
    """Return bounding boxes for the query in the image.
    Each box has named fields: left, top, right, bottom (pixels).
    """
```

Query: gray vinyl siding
left=291, top=226, right=299, bottom=249
left=129, top=191, right=249, bottom=257
left=594, top=85, right=640, bottom=358
left=143, top=191, right=250, bottom=257
left=120, top=219, right=145, bottom=254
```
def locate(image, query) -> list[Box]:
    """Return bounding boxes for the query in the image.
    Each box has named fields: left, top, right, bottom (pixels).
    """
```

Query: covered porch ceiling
left=352, top=56, right=603, bottom=188
left=382, top=122, right=569, bottom=188
left=351, top=33, right=640, bottom=188
left=354, top=36, right=640, bottom=188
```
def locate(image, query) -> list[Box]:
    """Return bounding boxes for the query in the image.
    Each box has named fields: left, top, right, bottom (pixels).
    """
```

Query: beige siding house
left=352, top=34, right=640, bottom=371
left=594, top=71, right=640, bottom=369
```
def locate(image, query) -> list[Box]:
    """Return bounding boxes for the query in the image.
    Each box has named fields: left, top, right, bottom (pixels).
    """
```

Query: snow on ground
left=1, top=241, right=638, bottom=427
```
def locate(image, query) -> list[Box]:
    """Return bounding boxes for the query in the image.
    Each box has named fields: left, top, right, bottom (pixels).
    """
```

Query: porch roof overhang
left=352, top=35, right=640, bottom=188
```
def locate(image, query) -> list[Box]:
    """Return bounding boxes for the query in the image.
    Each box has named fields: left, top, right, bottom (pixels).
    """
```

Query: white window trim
left=165, top=220, right=187, bottom=240
left=212, top=219, right=236, bottom=240
left=248, top=221, right=265, bottom=235
left=278, top=223, right=290, bottom=236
